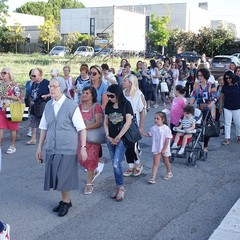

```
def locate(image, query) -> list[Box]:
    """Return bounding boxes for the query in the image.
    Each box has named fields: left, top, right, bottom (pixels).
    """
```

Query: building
left=60, top=3, right=210, bottom=38
left=5, top=12, right=44, bottom=43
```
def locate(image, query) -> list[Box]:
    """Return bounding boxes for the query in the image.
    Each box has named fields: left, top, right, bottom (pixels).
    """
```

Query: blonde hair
left=123, top=74, right=139, bottom=98
left=1, top=67, right=14, bottom=81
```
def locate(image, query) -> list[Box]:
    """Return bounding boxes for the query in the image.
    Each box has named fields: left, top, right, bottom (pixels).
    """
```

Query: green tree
left=16, top=0, right=84, bottom=22
left=7, top=21, right=26, bottom=53
left=16, top=2, right=48, bottom=18
left=0, top=0, right=8, bottom=25
left=65, top=31, right=81, bottom=52
left=147, top=15, right=170, bottom=54
left=39, top=15, right=61, bottom=52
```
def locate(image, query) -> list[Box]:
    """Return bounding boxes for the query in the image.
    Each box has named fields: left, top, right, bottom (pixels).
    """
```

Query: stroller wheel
left=197, top=150, right=203, bottom=160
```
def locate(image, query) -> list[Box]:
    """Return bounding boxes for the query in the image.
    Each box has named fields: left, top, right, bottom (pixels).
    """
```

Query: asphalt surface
left=1, top=105, right=240, bottom=240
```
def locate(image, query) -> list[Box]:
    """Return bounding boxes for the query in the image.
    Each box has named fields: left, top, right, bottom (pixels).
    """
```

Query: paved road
left=1, top=106, right=240, bottom=240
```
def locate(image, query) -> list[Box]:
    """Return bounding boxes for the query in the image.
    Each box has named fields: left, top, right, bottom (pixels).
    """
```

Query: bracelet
left=81, top=145, right=86, bottom=148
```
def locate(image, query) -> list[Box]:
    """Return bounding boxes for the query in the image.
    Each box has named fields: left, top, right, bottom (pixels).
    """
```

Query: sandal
left=26, top=140, right=36, bottom=145
left=148, top=177, right=156, bottom=184
left=222, top=139, right=230, bottom=145
left=6, top=146, right=16, bottom=154
left=123, top=169, right=133, bottom=177
left=116, top=187, right=125, bottom=202
left=110, top=189, right=118, bottom=199
left=133, top=164, right=143, bottom=177
left=164, top=172, right=173, bottom=180
left=84, top=184, right=94, bottom=195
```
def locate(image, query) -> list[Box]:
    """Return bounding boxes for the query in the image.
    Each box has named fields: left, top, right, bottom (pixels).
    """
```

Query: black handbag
left=121, top=102, right=142, bottom=148
left=205, top=118, right=220, bottom=138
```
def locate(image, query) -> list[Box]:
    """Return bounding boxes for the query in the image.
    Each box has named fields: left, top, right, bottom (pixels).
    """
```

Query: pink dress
left=149, top=125, right=172, bottom=154
left=170, top=97, right=187, bottom=126
left=78, top=103, right=103, bottom=171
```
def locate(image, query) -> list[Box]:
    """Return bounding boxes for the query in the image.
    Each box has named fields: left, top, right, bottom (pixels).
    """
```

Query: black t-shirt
left=105, top=100, right=133, bottom=138
left=221, top=82, right=240, bottom=110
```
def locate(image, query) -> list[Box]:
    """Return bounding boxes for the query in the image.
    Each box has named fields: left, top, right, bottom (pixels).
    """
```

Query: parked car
left=140, top=50, right=165, bottom=60
left=49, top=46, right=69, bottom=56
left=232, top=53, right=240, bottom=60
left=210, top=55, right=240, bottom=79
left=175, top=51, right=201, bottom=62
left=74, top=46, right=94, bottom=57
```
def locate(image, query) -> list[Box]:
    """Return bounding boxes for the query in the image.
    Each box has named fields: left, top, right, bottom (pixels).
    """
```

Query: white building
left=60, top=3, right=210, bottom=37
left=6, top=12, right=44, bottom=43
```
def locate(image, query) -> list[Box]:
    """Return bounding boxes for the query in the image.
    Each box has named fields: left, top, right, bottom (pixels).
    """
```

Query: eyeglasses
left=48, top=85, right=60, bottom=89
left=1, top=72, right=7, bottom=75
left=107, top=94, right=115, bottom=99
left=31, top=75, right=37, bottom=78
left=90, top=72, right=98, bottom=76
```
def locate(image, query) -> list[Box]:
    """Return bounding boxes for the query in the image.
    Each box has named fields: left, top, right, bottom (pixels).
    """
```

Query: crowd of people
left=1, top=54, right=240, bottom=219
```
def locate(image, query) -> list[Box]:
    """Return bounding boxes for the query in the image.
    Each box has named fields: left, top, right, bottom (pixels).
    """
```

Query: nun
left=36, top=77, right=87, bottom=217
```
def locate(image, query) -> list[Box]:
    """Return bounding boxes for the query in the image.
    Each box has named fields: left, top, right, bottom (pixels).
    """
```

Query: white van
left=74, top=46, right=94, bottom=57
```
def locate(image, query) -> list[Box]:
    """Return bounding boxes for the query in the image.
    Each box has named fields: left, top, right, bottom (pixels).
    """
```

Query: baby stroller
left=170, top=108, right=205, bottom=166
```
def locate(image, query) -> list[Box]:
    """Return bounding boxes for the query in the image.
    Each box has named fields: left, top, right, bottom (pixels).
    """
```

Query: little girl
left=142, top=111, right=173, bottom=184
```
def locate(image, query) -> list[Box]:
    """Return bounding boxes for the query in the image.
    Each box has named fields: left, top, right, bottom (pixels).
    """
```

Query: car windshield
left=213, top=58, right=231, bottom=63
left=53, top=47, right=64, bottom=51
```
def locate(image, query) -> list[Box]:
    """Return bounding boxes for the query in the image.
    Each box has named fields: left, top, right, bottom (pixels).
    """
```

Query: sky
left=8, top=0, right=240, bottom=34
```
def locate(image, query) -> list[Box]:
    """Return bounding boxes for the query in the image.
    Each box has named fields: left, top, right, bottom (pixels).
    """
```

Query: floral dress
left=0, top=81, right=21, bottom=111
left=78, top=103, right=103, bottom=171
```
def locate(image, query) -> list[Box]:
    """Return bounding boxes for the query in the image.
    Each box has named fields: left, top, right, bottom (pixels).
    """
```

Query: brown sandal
left=133, top=164, right=143, bottom=176
left=116, top=187, right=125, bottom=202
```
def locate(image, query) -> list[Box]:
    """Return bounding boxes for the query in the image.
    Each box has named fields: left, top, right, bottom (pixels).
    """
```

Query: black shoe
left=52, top=201, right=63, bottom=212
left=58, top=202, right=72, bottom=217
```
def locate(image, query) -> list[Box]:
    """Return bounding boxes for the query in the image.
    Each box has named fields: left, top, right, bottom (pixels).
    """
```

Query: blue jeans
left=106, top=139, right=126, bottom=187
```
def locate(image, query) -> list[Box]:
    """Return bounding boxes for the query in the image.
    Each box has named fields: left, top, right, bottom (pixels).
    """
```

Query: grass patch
left=0, top=53, right=144, bottom=91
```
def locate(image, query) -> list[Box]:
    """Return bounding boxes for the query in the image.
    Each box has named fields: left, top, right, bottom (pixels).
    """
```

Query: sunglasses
left=1, top=71, right=7, bottom=75
left=31, top=75, right=37, bottom=78
left=107, top=94, right=115, bottom=99
left=90, top=72, right=98, bottom=76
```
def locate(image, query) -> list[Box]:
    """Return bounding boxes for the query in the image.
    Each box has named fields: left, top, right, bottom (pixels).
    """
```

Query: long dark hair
left=107, top=84, right=127, bottom=105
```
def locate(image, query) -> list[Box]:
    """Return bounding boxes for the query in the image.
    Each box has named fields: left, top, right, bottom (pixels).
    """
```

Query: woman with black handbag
left=189, top=68, right=217, bottom=160
left=104, top=84, right=133, bottom=201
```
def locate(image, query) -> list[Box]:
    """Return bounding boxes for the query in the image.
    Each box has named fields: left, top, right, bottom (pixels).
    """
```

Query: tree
left=147, top=15, right=170, bottom=54
left=7, top=21, right=26, bottom=53
left=65, top=32, right=81, bottom=52
left=16, top=2, right=48, bottom=18
left=39, top=15, right=61, bottom=52
left=16, top=0, right=84, bottom=22
left=0, top=0, right=8, bottom=25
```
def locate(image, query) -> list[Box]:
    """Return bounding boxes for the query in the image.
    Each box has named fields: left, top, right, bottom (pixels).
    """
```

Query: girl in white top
left=122, top=74, right=146, bottom=177
left=142, top=111, right=173, bottom=184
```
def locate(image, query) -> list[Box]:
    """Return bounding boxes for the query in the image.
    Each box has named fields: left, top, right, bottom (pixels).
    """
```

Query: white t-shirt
left=102, top=72, right=117, bottom=86
left=123, top=90, right=145, bottom=126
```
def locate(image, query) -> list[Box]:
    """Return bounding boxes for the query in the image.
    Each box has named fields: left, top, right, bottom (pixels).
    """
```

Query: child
left=170, top=85, right=187, bottom=132
left=142, top=111, right=173, bottom=184
left=0, top=221, right=10, bottom=239
left=171, top=105, right=196, bottom=155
